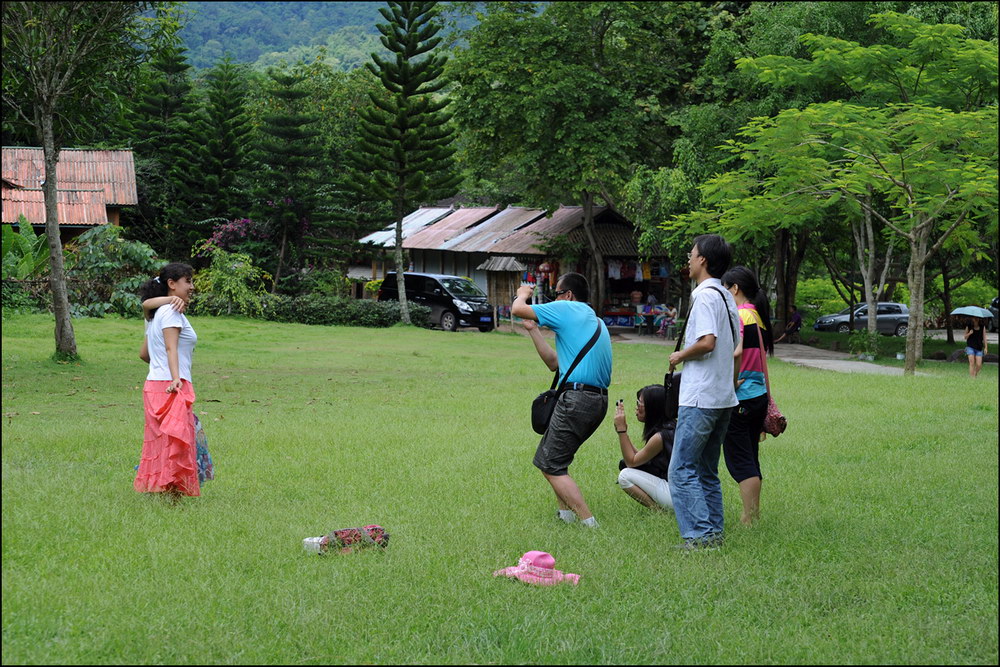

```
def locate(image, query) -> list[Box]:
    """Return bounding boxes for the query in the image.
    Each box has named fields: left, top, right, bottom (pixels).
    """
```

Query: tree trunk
left=903, top=231, right=930, bottom=376
left=580, top=190, right=605, bottom=314
left=773, top=228, right=808, bottom=333
left=394, top=201, right=411, bottom=325
left=853, top=198, right=878, bottom=335
left=941, top=259, right=955, bottom=345
left=41, top=112, right=77, bottom=359
left=773, top=231, right=788, bottom=332
left=272, top=226, right=288, bottom=294
left=787, top=229, right=808, bottom=320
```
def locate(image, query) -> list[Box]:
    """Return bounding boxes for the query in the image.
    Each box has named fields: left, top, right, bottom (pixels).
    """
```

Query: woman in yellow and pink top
left=721, top=266, right=773, bottom=525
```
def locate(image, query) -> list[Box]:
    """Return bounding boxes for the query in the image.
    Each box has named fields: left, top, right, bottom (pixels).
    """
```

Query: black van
left=378, top=272, right=495, bottom=332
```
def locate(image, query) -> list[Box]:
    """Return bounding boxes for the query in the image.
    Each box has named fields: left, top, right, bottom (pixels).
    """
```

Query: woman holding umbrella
left=952, top=306, right=991, bottom=378
left=965, top=316, right=988, bottom=378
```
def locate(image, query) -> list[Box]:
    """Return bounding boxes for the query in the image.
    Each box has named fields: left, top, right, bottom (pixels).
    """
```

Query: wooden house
left=1, top=147, right=138, bottom=238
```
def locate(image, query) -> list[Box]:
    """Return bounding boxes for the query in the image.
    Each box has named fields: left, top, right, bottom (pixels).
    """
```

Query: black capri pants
left=723, top=393, right=768, bottom=483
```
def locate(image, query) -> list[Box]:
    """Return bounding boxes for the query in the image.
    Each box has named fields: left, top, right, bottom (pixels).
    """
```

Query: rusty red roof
left=2, top=147, right=138, bottom=205
left=488, top=206, right=598, bottom=255
left=443, top=207, right=546, bottom=252
left=2, top=186, right=109, bottom=226
left=403, top=207, right=499, bottom=250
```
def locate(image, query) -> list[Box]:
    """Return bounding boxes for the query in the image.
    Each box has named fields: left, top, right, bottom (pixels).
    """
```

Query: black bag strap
left=548, top=322, right=603, bottom=391
left=705, top=286, right=738, bottom=344
left=664, top=284, right=737, bottom=388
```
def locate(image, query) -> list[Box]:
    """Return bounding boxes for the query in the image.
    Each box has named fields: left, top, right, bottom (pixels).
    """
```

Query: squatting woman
left=613, top=384, right=676, bottom=512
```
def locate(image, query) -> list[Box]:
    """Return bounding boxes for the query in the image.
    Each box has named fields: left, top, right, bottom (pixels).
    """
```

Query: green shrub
left=262, top=293, right=431, bottom=328
left=2, top=218, right=51, bottom=280
left=190, top=246, right=271, bottom=317
left=63, top=225, right=160, bottom=318
left=1, top=280, right=46, bottom=318
left=847, top=329, right=883, bottom=358
left=795, top=278, right=847, bottom=326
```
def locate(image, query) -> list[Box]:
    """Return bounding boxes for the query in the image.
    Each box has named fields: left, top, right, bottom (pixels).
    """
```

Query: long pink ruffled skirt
left=134, top=380, right=200, bottom=496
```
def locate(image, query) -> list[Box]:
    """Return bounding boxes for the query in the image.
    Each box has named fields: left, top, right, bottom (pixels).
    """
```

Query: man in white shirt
left=667, top=235, right=741, bottom=550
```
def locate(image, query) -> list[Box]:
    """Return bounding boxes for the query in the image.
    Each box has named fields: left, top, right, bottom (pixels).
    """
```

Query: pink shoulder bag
left=757, top=324, right=787, bottom=438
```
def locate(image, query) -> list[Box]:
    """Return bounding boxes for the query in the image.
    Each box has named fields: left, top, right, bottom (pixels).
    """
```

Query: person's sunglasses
left=554, top=289, right=570, bottom=297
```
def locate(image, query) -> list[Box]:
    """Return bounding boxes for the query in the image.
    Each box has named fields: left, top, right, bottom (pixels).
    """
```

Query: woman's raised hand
left=613, top=401, right=627, bottom=432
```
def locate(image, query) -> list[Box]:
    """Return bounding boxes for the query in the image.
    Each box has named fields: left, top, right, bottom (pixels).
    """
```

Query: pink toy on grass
left=493, top=551, right=580, bottom=586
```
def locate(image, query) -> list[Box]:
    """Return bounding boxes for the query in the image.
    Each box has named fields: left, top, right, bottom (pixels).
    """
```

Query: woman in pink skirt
left=134, top=263, right=199, bottom=499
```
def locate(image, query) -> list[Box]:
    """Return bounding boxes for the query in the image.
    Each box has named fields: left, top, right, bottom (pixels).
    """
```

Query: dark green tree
left=253, top=67, right=327, bottom=291
left=348, top=1, right=460, bottom=324
left=622, top=1, right=998, bottom=329
left=1, top=1, right=167, bottom=359
left=448, top=1, right=711, bottom=311
left=130, top=35, right=216, bottom=258
left=203, top=56, right=253, bottom=221
left=292, top=59, right=391, bottom=275
left=669, top=12, right=998, bottom=374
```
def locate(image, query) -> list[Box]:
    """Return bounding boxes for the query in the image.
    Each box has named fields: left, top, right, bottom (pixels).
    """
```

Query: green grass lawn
left=2, top=313, right=997, bottom=665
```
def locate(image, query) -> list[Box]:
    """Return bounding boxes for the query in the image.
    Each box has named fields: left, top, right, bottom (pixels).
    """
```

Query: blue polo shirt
left=532, top=301, right=612, bottom=388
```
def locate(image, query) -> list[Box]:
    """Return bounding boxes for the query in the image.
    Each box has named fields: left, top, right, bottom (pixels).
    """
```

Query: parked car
left=378, top=272, right=495, bottom=332
left=813, top=302, right=910, bottom=336
left=989, top=297, right=999, bottom=332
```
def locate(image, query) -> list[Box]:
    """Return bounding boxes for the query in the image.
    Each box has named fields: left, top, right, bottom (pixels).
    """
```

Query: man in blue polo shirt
left=512, top=272, right=612, bottom=527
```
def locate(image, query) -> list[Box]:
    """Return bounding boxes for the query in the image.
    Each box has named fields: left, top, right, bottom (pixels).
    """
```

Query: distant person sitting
left=775, top=305, right=802, bottom=344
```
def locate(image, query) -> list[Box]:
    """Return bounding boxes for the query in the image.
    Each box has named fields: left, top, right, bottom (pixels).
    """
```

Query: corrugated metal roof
left=404, top=207, right=499, bottom=250
left=358, top=207, right=452, bottom=247
left=477, top=256, right=528, bottom=272
left=443, top=207, right=546, bottom=252
left=566, top=223, right=639, bottom=256
left=489, top=206, right=597, bottom=255
left=1, top=147, right=138, bottom=205
left=2, top=187, right=108, bottom=226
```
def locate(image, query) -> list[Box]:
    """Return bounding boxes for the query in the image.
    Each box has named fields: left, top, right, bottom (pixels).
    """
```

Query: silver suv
left=813, top=302, right=910, bottom=336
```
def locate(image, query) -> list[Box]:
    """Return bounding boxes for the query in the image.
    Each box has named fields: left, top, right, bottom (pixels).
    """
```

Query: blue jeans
left=669, top=406, right=732, bottom=540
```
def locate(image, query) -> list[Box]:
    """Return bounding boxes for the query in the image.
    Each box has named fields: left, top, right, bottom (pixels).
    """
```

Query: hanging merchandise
left=642, top=262, right=652, bottom=280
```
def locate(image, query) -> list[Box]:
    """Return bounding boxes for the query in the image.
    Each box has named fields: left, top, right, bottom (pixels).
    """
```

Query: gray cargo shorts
left=533, top=389, right=608, bottom=476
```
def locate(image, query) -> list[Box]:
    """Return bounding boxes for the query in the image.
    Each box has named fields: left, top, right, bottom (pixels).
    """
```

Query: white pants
left=617, top=468, right=674, bottom=510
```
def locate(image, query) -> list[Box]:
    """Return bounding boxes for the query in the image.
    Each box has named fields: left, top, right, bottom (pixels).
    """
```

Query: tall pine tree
left=253, top=68, right=327, bottom=291
left=349, top=1, right=460, bottom=324
left=203, top=56, right=253, bottom=221
left=130, top=38, right=213, bottom=257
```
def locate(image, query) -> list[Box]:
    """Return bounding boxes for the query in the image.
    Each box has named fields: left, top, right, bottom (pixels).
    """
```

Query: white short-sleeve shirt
left=146, top=306, right=197, bottom=382
left=678, top=277, right=740, bottom=409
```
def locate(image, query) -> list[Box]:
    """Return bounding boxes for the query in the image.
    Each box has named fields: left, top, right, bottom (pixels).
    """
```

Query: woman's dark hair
left=692, top=234, right=732, bottom=278
left=557, top=272, right=590, bottom=303
left=138, top=262, right=193, bottom=320
left=637, top=384, right=668, bottom=443
left=721, top=265, right=774, bottom=355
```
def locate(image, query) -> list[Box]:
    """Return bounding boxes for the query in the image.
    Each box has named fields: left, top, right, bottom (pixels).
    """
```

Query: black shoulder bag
left=663, top=286, right=737, bottom=418
left=531, top=323, right=603, bottom=435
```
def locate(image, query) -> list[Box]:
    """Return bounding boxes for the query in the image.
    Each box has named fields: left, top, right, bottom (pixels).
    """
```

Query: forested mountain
left=178, top=1, right=385, bottom=70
